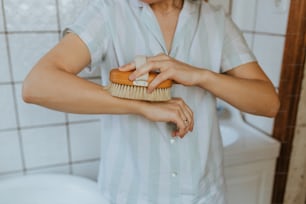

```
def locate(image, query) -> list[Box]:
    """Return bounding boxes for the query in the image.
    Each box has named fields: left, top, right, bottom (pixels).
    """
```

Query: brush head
left=106, top=68, right=173, bottom=101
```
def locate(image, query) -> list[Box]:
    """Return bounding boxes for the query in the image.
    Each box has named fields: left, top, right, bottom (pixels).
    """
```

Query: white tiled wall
left=72, top=160, right=100, bottom=180
left=0, top=0, right=100, bottom=181
left=58, top=0, right=90, bottom=30
left=22, top=126, right=69, bottom=168
left=4, top=0, right=58, bottom=32
left=0, top=3, right=4, bottom=32
left=230, top=0, right=289, bottom=134
left=69, top=121, right=101, bottom=162
left=9, top=33, right=59, bottom=82
left=15, top=84, right=66, bottom=127
left=0, top=85, right=17, bottom=130
left=0, top=34, right=10, bottom=83
left=0, top=0, right=289, bottom=180
left=0, top=131, right=22, bottom=173
left=255, top=0, right=290, bottom=35
left=253, top=34, right=285, bottom=86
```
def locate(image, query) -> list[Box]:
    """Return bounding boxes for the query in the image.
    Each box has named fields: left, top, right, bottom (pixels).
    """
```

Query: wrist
left=128, top=99, right=150, bottom=116
left=193, top=68, right=214, bottom=88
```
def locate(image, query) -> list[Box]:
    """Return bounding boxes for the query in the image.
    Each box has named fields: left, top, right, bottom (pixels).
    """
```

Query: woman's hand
left=140, top=98, right=194, bottom=138
left=119, top=53, right=201, bottom=93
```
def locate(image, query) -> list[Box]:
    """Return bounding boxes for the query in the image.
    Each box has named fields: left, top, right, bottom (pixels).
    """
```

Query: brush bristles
left=105, top=83, right=171, bottom=101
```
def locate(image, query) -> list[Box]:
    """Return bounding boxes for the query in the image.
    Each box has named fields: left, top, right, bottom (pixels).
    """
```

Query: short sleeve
left=63, top=0, right=110, bottom=71
left=221, top=15, right=256, bottom=72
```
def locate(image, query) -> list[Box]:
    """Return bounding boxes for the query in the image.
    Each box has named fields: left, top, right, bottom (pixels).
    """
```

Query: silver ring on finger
left=184, top=119, right=189, bottom=125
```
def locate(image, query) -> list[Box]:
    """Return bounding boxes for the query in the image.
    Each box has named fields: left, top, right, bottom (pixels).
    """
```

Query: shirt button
left=170, top=139, right=176, bottom=144
left=171, top=172, right=178, bottom=177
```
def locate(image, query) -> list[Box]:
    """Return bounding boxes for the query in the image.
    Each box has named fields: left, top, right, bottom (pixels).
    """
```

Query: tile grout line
left=0, top=119, right=100, bottom=133
left=54, top=0, right=74, bottom=175
left=1, top=0, right=27, bottom=175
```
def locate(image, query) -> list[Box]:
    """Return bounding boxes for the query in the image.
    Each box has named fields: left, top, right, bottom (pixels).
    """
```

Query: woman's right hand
left=140, top=98, right=194, bottom=138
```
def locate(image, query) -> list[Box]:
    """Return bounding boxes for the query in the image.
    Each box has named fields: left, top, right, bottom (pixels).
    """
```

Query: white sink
left=0, top=174, right=109, bottom=204
left=220, top=125, right=239, bottom=147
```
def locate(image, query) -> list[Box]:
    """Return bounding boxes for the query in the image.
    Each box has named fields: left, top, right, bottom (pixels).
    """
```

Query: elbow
left=266, top=95, right=280, bottom=118
left=22, top=76, right=41, bottom=104
left=22, top=80, right=35, bottom=104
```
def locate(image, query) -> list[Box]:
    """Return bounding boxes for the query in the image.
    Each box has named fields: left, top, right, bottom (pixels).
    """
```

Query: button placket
left=171, top=172, right=178, bottom=178
left=169, top=137, right=179, bottom=178
left=170, top=138, right=176, bottom=144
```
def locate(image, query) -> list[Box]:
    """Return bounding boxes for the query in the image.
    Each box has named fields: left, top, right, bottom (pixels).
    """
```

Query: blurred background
left=0, top=0, right=305, bottom=203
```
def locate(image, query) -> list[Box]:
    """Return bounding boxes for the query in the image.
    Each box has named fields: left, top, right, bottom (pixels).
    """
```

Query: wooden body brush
left=106, top=56, right=173, bottom=101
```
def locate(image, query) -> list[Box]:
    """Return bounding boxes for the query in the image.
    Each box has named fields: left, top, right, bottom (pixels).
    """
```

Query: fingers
left=119, top=53, right=168, bottom=72
left=170, top=98, right=194, bottom=138
left=118, top=62, right=136, bottom=71
left=147, top=70, right=172, bottom=93
left=146, top=53, right=170, bottom=62
left=128, top=60, right=168, bottom=81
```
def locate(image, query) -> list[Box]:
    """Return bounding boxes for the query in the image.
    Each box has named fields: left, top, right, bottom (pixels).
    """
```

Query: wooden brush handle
left=109, top=69, right=173, bottom=88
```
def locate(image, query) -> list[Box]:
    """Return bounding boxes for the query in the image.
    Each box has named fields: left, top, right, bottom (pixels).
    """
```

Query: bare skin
left=22, top=0, right=280, bottom=138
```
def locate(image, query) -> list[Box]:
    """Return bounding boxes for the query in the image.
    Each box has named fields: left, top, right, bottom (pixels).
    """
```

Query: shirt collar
left=129, top=0, right=198, bottom=14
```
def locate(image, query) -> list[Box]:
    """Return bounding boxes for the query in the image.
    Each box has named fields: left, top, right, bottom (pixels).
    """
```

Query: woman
left=22, top=0, right=280, bottom=203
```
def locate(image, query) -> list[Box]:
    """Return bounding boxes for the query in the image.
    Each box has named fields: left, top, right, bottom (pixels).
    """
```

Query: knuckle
left=177, top=99, right=184, bottom=106
left=148, top=61, right=155, bottom=69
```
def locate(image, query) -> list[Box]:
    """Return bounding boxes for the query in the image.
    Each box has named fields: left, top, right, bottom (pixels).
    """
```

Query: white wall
left=0, top=0, right=101, bottom=180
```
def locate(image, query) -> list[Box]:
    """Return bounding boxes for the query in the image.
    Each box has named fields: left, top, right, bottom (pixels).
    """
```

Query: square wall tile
left=0, top=85, right=17, bottom=130
left=26, top=165, right=70, bottom=175
left=58, top=0, right=89, bottom=30
left=15, top=84, right=66, bottom=127
left=0, top=34, right=11, bottom=83
left=4, top=0, right=58, bottom=31
left=72, top=160, right=100, bottom=181
left=22, top=126, right=69, bottom=169
left=253, top=34, right=285, bottom=87
left=0, top=131, right=23, bottom=173
left=69, top=121, right=101, bottom=162
left=9, top=33, right=58, bottom=82
left=255, top=0, right=290, bottom=35
left=0, top=5, right=4, bottom=32
left=231, top=0, right=257, bottom=31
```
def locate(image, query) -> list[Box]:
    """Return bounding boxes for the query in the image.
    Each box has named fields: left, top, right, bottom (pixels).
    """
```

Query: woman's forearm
left=22, top=61, right=195, bottom=137
left=22, top=63, right=144, bottom=115
left=194, top=69, right=280, bottom=117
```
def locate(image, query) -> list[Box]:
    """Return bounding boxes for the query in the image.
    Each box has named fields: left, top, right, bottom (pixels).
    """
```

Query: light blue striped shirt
left=65, top=0, right=256, bottom=203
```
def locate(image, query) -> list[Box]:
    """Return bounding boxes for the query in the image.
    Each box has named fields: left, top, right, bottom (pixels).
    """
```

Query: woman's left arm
left=120, top=54, right=280, bottom=117
left=195, top=61, right=280, bottom=117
